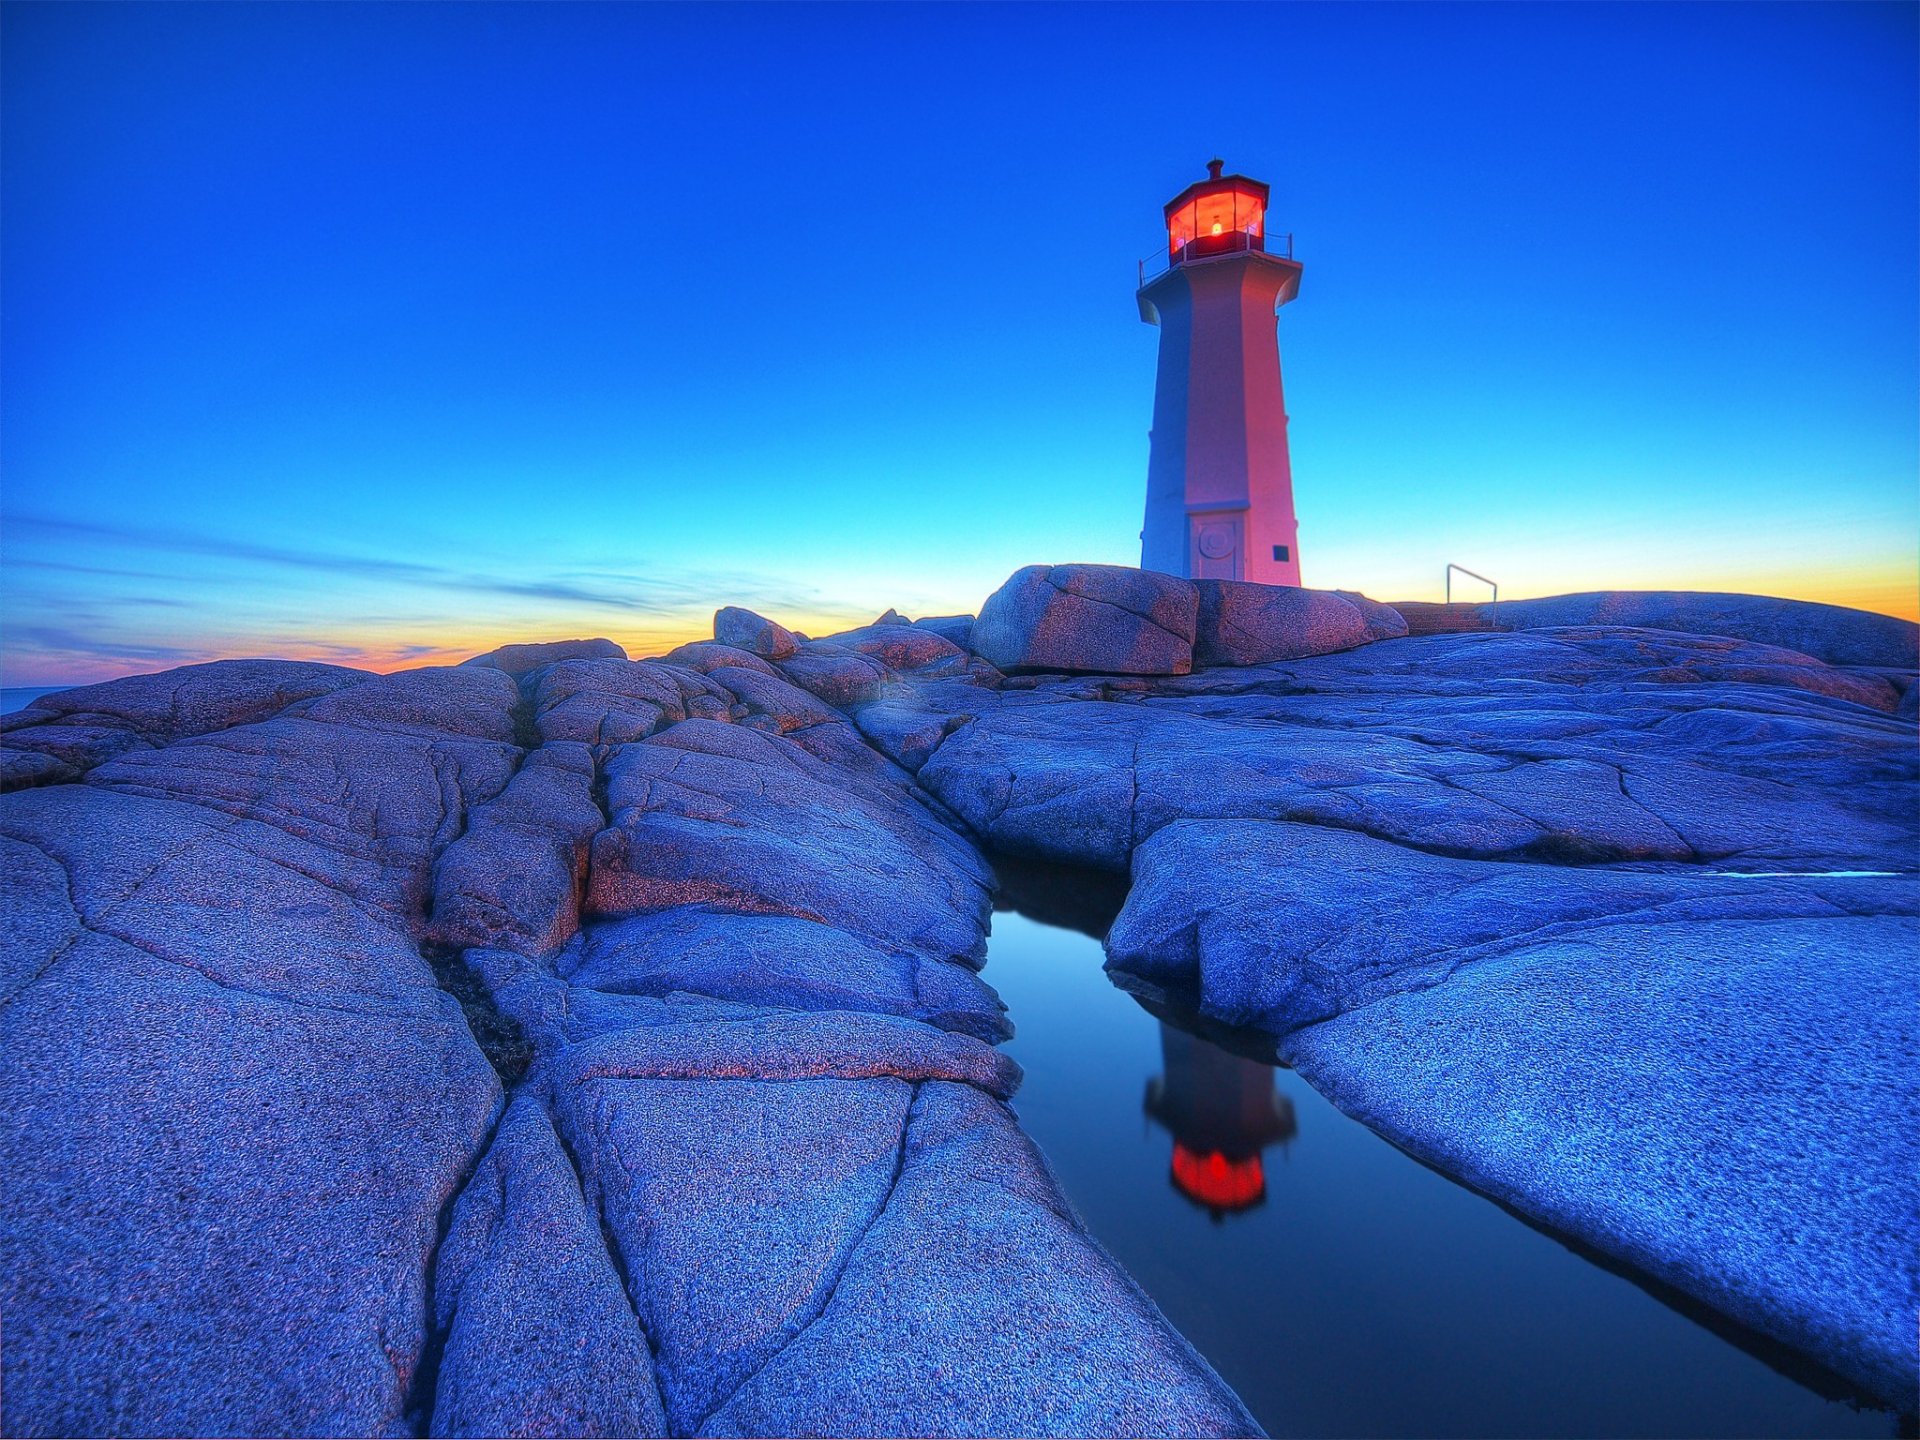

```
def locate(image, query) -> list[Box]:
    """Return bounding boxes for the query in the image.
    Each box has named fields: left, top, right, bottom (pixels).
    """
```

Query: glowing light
left=1166, top=177, right=1267, bottom=259
left=1170, top=1143, right=1266, bottom=1211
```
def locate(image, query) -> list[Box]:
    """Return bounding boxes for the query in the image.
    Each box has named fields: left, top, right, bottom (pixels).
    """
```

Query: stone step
left=1389, top=601, right=1502, bottom=636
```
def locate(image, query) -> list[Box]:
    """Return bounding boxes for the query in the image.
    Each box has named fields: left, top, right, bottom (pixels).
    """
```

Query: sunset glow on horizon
left=4, top=2, right=1914, bottom=690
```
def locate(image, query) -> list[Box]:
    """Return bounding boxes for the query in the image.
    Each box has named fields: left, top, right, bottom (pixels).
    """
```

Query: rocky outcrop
left=813, top=619, right=972, bottom=675
left=886, top=609, right=1917, bottom=1411
left=914, top=626, right=1910, bottom=873
left=912, top=612, right=976, bottom=649
left=4, top=581, right=1914, bottom=1431
left=1193, top=581, right=1384, bottom=665
left=0, top=644, right=1258, bottom=1438
left=1106, top=821, right=1917, bottom=1407
left=1480, top=590, right=1919, bottom=669
left=0, top=658, right=373, bottom=789
left=461, top=637, right=627, bottom=676
left=973, top=564, right=1200, bottom=675
left=714, top=605, right=800, bottom=660
left=968, top=567, right=1410, bottom=676
left=0, top=669, right=513, bottom=1435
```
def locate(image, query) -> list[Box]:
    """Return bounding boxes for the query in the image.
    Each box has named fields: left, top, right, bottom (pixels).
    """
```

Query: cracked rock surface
left=875, top=598, right=1918, bottom=1412
left=3, top=582, right=1914, bottom=1432
left=1, top=629, right=1255, bottom=1437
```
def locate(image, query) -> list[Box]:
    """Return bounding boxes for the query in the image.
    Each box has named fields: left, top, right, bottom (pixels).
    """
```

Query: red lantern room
left=1164, top=157, right=1267, bottom=263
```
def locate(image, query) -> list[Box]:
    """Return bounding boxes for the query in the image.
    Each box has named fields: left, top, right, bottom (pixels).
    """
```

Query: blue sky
left=4, top=1, right=1915, bottom=684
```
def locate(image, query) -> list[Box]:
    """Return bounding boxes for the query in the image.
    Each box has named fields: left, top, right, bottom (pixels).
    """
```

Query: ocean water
left=984, top=866, right=1896, bottom=1439
left=1, top=686, right=67, bottom=715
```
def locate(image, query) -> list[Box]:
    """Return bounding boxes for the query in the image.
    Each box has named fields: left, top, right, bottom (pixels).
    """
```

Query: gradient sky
left=4, top=1, right=1915, bottom=685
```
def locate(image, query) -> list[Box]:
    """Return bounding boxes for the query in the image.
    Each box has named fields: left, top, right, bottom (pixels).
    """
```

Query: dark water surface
left=2, top=686, right=65, bottom=714
left=984, top=871, right=1897, bottom=1439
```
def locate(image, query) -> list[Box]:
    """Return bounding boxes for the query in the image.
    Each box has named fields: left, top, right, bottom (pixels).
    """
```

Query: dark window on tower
left=1273, top=545, right=1289, bottom=562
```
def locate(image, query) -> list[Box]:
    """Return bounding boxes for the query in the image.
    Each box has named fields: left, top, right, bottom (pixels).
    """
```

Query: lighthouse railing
left=1138, top=231, right=1294, bottom=287
left=1445, top=563, right=1499, bottom=606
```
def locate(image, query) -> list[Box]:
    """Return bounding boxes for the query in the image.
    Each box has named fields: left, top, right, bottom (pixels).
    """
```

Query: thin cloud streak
left=7, top=512, right=833, bottom=615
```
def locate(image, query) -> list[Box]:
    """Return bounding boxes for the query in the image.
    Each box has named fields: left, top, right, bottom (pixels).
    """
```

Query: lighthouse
left=1138, top=160, right=1304, bottom=585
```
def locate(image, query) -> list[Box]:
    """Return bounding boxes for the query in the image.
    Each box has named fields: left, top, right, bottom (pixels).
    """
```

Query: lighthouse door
left=1189, top=516, right=1244, bottom=581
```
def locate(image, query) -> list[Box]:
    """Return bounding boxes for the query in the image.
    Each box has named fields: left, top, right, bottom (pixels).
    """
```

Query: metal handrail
left=1138, top=230, right=1294, bottom=287
left=1445, top=563, right=1498, bottom=605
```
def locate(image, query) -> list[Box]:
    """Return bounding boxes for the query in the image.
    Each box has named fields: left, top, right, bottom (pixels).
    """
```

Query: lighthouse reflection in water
left=1144, top=1024, right=1297, bottom=1219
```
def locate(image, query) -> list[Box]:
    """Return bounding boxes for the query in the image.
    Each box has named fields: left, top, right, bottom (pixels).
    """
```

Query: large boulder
left=973, top=564, right=1198, bottom=676
left=813, top=621, right=971, bottom=675
left=660, top=640, right=778, bottom=676
left=1332, top=590, right=1412, bottom=641
left=775, top=646, right=892, bottom=708
left=913, top=613, right=976, bottom=650
left=715, top=606, right=800, bottom=661
left=1193, top=581, right=1379, bottom=666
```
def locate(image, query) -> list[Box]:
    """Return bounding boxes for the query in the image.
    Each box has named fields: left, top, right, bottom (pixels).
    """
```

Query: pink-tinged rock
left=973, top=564, right=1199, bottom=676
left=661, top=640, right=778, bottom=676
left=1194, top=581, right=1376, bottom=666
left=531, top=658, right=732, bottom=747
left=775, top=646, right=892, bottom=708
left=1, top=661, right=377, bottom=791
left=1333, top=590, right=1411, bottom=641
left=460, top=637, right=627, bottom=676
left=301, top=664, right=521, bottom=742
left=428, top=741, right=605, bottom=956
left=715, top=606, right=800, bottom=660
left=707, top=665, right=842, bottom=734
left=813, top=622, right=970, bottom=674
left=12, top=659, right=374, bottom=743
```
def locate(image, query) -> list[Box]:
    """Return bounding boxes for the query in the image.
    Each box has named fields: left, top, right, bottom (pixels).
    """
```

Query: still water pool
left=984, top=868, right=1898, bottom=1439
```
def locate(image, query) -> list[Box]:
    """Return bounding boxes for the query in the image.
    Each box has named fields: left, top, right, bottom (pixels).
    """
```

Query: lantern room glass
left=1167, top=184, right=1266, bottom=260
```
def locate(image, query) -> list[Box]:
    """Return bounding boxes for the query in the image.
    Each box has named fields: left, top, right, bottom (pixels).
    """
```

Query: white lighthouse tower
left=1138, top=160, right=1304, bottom=585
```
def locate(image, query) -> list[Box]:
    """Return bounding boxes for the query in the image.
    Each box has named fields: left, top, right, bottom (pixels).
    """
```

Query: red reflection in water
left=1171, top=1142, right=1267, bottom=1213
left=1145, top=1022, right=1296, bottom=1221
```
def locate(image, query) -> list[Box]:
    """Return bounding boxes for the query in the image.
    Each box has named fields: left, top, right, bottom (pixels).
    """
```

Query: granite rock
left=973, top=564, right=1199, bottom=676
left=774, top=645, right=892, bottom=708
left=462, top=637, right=626, bottom=676
left=1193, top=580, right=1376, bottom=665
left=0, top=781, right=499, bottom=1437
left=1332, top=589, right=1411, bottom=641
left=715, top=606, right=800, bottom=660
left=813, top=620, right=971, bottom=675
left=919, top=626, right=1915, bottom=873
left=662, top=640, right=781, bottom=677
left=1105, top=821, right=1918, bottom=1407
left=912, top=612, right=976, bottom=650
left=1480, top=590, right=1919, bottom=669
left=429, top=741, right=604, bottom=955
left=1, top=658, right=374, bottom=791
left=429, top=1095, right=667, bottom=1438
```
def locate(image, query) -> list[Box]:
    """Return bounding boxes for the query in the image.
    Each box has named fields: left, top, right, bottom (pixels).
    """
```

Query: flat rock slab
left=1480, top=590, right=1919, bottom=669
left=1108, top=820, right=1917, bottom=1406
left=917, top=626, right=1914, bottom=873
left=891, top=620, right=1918, bottom=1413
left=0, top=783, right=500, bottom=1437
